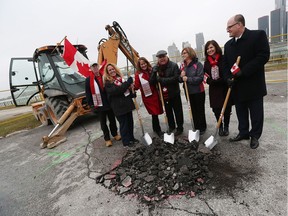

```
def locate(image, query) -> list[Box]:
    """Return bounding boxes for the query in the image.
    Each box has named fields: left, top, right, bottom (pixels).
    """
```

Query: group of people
left=85, top=14, right=270, bottom=149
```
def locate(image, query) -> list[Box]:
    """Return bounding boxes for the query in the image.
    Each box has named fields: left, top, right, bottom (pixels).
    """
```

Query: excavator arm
left=98, top=21, right=140, bottom=68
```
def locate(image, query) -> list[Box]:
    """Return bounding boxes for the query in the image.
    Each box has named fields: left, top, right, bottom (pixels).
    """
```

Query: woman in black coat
left=104, top=63, right=138, bottom=147
left=204, top=40, right=232, bottom=136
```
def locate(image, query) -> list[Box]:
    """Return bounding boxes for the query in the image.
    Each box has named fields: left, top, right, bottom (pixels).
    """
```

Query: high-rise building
left=258, top=16, right=269, bottom=36
left=271, top=0, right=287, bottom=41
left=182, top=41, right=191, bottom=49
left=167, top=43, right=181, bottom=63
left=195, top=33, right=205, bottom=60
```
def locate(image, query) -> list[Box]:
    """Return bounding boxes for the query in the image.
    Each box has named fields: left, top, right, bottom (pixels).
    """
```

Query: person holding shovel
left=134, top=57, right=164, bottom=137
left=179, top=47, right=207, bottom=135
left=204, top=40, right=232, bottom=136
left=104, top=63, right=139, bottom=148
left=150, top=50, right=184, bottom=136
left=85, top=62, right=121, bottom=147
left=223, top=14, right=270, bottom=149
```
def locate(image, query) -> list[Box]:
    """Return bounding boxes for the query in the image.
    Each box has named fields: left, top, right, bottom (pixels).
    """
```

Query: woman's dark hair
left=204, top=40, right=223, bottom=59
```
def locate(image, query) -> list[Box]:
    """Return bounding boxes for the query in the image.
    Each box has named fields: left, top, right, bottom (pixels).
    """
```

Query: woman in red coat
left=134, top=57, right=163, bottom=137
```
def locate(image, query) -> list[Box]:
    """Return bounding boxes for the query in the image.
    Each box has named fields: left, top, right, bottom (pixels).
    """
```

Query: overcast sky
left=0, top=0, right=275, bottom=91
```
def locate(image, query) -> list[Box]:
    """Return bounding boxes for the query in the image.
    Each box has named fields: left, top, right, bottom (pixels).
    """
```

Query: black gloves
left=233, top=70, right=242, bottom=79
left=127, top=77, right=133, bottom=85
left=227, top=78, right=234, bottom=87
left=152, top=66, right=159, bottom=74
left=206, top=77, right=213, bottom=85
left=156, top=75, right=162, bottom=82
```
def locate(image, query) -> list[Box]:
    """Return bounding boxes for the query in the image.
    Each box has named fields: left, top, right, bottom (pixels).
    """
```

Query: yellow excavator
left=9, top=21, right=140, bottom=148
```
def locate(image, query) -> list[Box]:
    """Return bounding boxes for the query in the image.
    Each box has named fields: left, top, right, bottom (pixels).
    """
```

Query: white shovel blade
left=143, top=132, right=152, bottom=145
left=164, top=133, right=175, bottom=144
left=204, top=135, right=218, bottom=149
left=188, top=130, right=200, bottom=142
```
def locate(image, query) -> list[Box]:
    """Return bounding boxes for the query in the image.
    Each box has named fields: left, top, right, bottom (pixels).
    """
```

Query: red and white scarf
left=113, top=76, right=130, bottom=97
left=139, top=73, right=152, bottom=97
left=90, top=73, right=103, bottom=107
left=207, top=54, right=220, bottom=80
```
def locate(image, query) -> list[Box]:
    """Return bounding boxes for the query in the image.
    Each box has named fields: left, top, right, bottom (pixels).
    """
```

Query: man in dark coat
left=150, top=50, right=184, bottom=136
left=223, top=14, right=270, bottom=149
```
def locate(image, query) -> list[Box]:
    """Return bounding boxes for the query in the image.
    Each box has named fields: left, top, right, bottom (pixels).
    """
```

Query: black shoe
left=155, top=131, right=164, bottom=138
left=229, top=134, right=250, bottom=142
left=223, top=127, right=229, bottom=136
left=200, top=130, right=206, bottom=135
left=174, top=130, right=183, bottom=136
left=218, top=127, right=224, bottom=136
left=169, top=128, right=175, bottom=133
left=132, top=138, right=139, bottom=144
left=250, top=137, right=259, bottom=149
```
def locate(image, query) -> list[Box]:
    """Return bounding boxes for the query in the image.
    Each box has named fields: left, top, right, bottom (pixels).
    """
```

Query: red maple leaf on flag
left=62, top=38, right=90, bottom=77
left=230, top=63, right=240, bottom=75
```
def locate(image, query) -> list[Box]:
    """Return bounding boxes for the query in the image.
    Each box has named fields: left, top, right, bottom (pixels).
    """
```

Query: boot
left=114, top=134, right=121, bottom=141
left=218, top=125, right=224, bottom=136
left=223, top=126, right=229, bottom=136
left=105, top=140, right=112, bottom=147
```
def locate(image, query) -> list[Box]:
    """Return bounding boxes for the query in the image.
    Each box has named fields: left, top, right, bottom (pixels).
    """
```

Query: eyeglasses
left=226, top=22, right=239, bottom=30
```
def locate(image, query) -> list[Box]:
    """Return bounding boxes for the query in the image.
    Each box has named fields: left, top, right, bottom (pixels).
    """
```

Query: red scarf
left=207, top=54, right=220, bottom=67
left=89, top=72, right=103, bottom=107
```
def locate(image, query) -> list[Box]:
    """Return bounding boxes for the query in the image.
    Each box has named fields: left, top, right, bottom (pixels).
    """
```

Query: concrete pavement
left=0, top=81, right=287, bottom=216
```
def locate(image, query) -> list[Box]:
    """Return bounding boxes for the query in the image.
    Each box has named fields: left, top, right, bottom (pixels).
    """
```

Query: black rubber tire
left=45, top=96, right=69, bottom=126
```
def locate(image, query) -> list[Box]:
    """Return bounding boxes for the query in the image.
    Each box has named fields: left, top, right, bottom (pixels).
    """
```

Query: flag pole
left=51, top=36, right=67, bottom=54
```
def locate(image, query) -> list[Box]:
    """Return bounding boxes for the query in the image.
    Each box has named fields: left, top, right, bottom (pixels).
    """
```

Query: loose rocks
left=96, top=137, right=216, bottom=203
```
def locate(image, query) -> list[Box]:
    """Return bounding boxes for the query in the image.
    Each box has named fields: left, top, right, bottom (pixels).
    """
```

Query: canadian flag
left=62, top=38, right=90, bottom=77
left=230, top=63, right=240, bottom=75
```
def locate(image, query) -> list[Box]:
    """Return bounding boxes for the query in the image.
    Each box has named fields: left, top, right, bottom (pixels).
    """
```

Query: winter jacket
left=150, top=60, right=181, bottom=99
left=104, top=78, right=135, bottom=116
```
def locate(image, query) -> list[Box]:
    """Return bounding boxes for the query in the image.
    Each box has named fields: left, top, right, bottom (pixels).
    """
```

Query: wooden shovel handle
left=216, top=56, right=241, bottom=128
left=158, top=82, right=169, bottom=129
left=184, top=81, right=193, bottom=120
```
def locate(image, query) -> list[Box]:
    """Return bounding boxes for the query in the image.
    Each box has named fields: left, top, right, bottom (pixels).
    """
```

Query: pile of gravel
left=96, top=137, right=216, bottom=203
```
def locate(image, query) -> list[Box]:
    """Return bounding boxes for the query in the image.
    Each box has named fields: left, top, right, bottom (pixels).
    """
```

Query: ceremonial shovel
left=204, top=56, right=241, bottom=149
left=132, top=95, right=152, bottom=146
left=128, top=71, right=152, bottom=146
left=158, top=82, right=175, bottom=144
left=183, top=81, right=200, bottom=142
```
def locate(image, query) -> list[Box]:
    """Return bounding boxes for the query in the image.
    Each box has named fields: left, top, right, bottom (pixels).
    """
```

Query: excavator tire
left=45, top=96, right=69, bottom=126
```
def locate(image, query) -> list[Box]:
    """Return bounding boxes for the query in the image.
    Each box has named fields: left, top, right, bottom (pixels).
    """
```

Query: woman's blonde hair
left=103, top=63, right=123, bottom=83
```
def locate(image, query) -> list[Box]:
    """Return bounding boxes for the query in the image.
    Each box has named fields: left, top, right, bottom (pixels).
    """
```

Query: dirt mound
left=96, top=137, right=217, bottom=203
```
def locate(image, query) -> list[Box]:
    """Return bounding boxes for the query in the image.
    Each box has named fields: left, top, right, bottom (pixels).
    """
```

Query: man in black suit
left=223, top=14, right=270, bottom=149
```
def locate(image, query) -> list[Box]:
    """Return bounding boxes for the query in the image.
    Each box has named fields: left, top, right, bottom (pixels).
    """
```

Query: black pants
left=99, top=109, right=118, bottom=141
left=212, top=105, right=232, bottom=128
left=189, top=92, right=207, bottom=132
left=116, top=111, right=135, bottom=146
left=152, top=115, right=161, bottom=132
left=235, top=97, right=264, bottom=139
left=164, top=94, right=184, bottom=132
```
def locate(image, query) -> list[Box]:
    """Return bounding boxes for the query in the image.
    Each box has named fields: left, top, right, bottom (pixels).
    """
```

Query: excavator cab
left=9, top=44, right=89, bottom=125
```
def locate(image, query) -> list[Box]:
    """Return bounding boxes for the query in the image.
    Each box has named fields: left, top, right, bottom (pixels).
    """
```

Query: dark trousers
left=152, top=115, right=161, bottom=132
left=235, top=97, right=264, bottom=139
left=212, top=105, right=232, bottom=128
left=116, top=112, right=135, bottom=146
left=164, top=94, right=184, bottom=132
left=189, top=92, right=207, bottom=132
left=99, top=109, right=118, bottom=141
